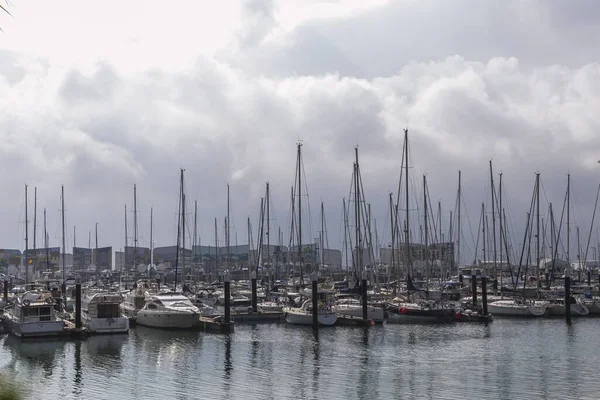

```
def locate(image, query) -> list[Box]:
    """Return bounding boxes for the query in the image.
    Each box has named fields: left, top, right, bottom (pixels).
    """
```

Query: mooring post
left=361, top=269, right=368, bottom=320
left=459, top=273, right=463, bottom=287
left=3, top=280, right=7, bottom=302
left=565, top=269, right=571, bottom=324
left=481, top=275, right=488, bottom=316
left=312, top=272, right=318, bottom=329
left=224, top=270, right=231, bottom=326
left=251, top=270, right=258, bottom=312
left=471, top=269, right=478, bottom=308
left=156, top=278, right=161, bottom=292
left=588, top=269, right=591, bottom=287
left=75, top=283, right=82, bottom=329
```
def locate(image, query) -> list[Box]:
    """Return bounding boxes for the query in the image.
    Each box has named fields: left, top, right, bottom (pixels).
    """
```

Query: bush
left=0, top=374, right=22, bottom=400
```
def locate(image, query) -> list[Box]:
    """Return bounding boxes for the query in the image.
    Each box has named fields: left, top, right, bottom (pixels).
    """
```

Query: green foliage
left=0, top=374, right=22, bottom=400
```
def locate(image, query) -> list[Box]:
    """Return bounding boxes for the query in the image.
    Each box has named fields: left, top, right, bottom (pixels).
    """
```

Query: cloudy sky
left=1, top=0, right=599, bottom=266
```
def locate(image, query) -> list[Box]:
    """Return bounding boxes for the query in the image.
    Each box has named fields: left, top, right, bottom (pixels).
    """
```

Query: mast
left=320, top=202, right=325, bottom=269
left=536, top=172, right=541, bottom=293
left=61, top=185, right=66, bottom=285
left=33, top=187, right=37, bottom=278
left=73, top=226, right=76, bottom=249
left=389, top=193, right=395, bottom=286
left=174, top=169, right=183, bottom=290
left=499, top=172, right=503, bottom=296
left=25, top=184, right=29, bottom=286
left=297, top=143, right=303, bottom=285
left=423, top=175, right=428, bottom=284
left=457, top=171, right=461, bottom=273
left=343, top=198, right=350, bottom=275
left=44, top=208, right=49, bottom=272
left=150, top=207, right=154, bottom=269
left=124, top=205, right=128, bottom=276
left=215, top=217, right=219, bottom=278
left=95, top=222, right=98, bottom=266
left=227, top=184, right=230, bottom=270
left=355, top=147, right=362, bottom=277
left=194, top=200, right=197, bottom=264
left=134, top=184, right=138, bottom=273
left=182, top=191, right=186, bottom=278
left=567, top=173, right=571, bottom=264
left=482, top=203, right=486, bottom=268
left=404, top=129, right=411, bottom=278
left=489, top=160, right=498, bottom=289
left=266, top=182, right=271, bottom=288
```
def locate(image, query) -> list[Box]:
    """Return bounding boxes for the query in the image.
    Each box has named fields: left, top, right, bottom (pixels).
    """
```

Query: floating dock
left=230, top=311, right=284, bottom=323
left=336, top=315, right=375, bottom=326
left=198, top=316, right=234, bottom=333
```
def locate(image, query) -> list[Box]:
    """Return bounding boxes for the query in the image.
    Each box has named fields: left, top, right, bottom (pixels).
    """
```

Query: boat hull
left=284, top=309, right=337, bottom=326
left=7, top=319, right=65, bottom=338
left=546, top=303, right=589, bottom=316
left=487, top=301, right=546, bottom=317
left=336, top=305, right=384, bottom=323
left=135, top=310, right=199, bottom=329
left=84, top=316, right=130, bottom=333
left=386, top=310, right=455, bottom=324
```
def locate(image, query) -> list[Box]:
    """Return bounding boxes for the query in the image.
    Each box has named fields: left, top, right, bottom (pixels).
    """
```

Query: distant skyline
left=1, top=1, right=600, bottom=267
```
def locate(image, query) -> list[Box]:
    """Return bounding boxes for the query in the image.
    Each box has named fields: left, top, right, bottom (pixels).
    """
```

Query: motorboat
left=3, top=290, right=66, bottom=338
left=545, top=297, right=590, bottom=317
left=135, top=292, right=200, bottom=329
left=81, top=290, right=129, bottom=333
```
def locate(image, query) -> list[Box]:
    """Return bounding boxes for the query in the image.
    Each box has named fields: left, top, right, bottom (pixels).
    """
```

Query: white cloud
left=0, top=1, right=599, bottom=266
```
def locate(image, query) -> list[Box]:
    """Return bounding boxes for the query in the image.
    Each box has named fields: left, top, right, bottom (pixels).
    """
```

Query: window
left=97, top=303, right=120, bottom=318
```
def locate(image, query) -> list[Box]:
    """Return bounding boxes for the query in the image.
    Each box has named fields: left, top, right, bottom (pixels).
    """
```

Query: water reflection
left=3, top=335, right=67, bottom=378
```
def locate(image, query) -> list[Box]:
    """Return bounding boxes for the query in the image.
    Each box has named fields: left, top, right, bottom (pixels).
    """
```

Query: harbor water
left=1, top=319, right=598, bottom=400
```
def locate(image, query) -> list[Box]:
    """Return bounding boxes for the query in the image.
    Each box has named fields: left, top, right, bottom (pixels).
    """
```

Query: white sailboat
left=487, top=299, right=547, bottom=317
left=335, top=298, right=384, bottom=323
left=284, top=299, right=337, bottom=326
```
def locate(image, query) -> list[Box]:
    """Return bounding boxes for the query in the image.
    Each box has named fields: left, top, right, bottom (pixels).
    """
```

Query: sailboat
left=283, top=143, right=337, bottom=326
left=385, top=130, right=456, bottom=324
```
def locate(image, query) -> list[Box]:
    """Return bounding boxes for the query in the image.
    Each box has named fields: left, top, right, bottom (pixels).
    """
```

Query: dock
left=230, top=311, right=285, bottom=323
left=336, top=315, right=375, bottom=326
left=198, top=316, right=234, bottom=333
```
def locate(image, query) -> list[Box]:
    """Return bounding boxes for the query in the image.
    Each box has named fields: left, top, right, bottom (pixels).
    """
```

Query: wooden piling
left=565, top=275, right=571, bottom=323
left=251, top=270, right=257, bottom=313
left=224, top=271, right=231, bottom=325
left=3, top=280, right=7, bottom=302
left=471, top=270, right=477, bottom=308
left=75, top=283, right=82, bottom=329
left=312, top=272, right=318, bottom=329
left=361, top=270, right=368, bottom=320
left=481, top=276, right=488, bottom=316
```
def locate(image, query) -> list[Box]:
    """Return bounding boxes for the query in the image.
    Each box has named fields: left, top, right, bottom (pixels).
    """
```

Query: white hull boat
left=487, top=300, right=547, bottom=317
left=284, top=300, right=337, bottom=326
left=82, top=291, right=129, bottom=334
left=136, top=292, right=200, bottom=329
left=4, top=290, right=66, bottom=338
left=336, top=303, right=384, bottom=323
left=546, top=301, right=590, bottom=317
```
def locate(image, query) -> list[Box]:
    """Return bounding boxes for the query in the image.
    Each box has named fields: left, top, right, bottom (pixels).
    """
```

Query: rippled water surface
left=1, top=319, right=599, bottom=399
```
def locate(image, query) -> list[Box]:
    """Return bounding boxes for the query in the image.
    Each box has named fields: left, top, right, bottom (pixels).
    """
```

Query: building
left=380, top=242, right=455, bottom=277
left=124, top=246, right=151, bottom=268
left=93, top=246, right=113, bottom=270
left=73, top=247, right=92, bottom=271
left=115, top=251, right=125, bottom=272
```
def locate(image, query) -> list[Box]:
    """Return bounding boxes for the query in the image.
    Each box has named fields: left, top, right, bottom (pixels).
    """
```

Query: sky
left=1, top=0, right=600, bottom=266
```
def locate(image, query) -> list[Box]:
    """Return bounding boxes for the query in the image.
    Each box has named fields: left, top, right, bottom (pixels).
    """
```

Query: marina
left=1, top=319, right=600, bottom=399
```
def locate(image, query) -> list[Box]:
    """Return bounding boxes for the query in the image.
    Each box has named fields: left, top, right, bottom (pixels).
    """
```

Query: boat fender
left=455, top=311, right=461, bottom=320
left=399, top=307, right=407, bottom=314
